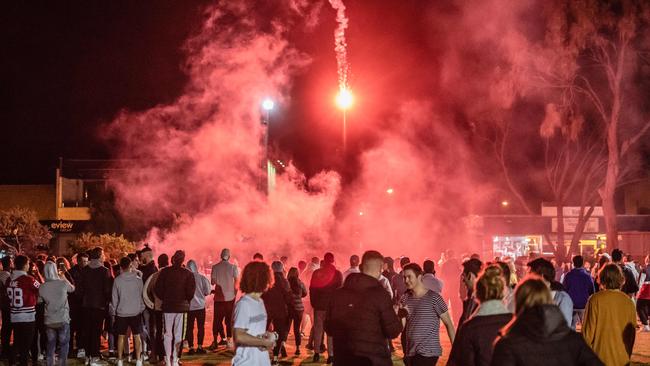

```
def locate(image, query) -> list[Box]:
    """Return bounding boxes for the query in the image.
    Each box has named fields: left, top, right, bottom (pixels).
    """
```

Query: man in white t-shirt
left=232, top=261, right=275, bottom=366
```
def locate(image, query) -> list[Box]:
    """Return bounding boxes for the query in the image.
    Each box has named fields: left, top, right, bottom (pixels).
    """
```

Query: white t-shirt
left=231, top=294, right=270, bottom=366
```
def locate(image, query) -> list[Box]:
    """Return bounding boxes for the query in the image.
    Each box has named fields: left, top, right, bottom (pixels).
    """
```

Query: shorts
left=114, top=315, right=143, bottom=335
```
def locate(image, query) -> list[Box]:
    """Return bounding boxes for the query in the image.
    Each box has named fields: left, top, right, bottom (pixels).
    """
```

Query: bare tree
left=522, top=1, right=650, bottom=248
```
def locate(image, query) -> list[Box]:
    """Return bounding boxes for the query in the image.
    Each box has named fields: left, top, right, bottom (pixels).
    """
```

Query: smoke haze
left=104, top=0, right=633, bottom=265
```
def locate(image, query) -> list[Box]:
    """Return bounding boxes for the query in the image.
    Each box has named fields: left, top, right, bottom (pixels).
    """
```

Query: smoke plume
left=103, top=0, right=566, bottom=265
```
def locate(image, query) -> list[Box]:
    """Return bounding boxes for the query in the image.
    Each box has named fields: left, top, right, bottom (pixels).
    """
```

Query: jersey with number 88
left=7, top=274, right=39, bottom=323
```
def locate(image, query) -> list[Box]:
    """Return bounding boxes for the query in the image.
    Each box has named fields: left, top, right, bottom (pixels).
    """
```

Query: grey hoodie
left=111, top=270, right=145, bottom=317
left=188, top=260, right=211, bottom=311
left=39, top=261, right=74, bottom=326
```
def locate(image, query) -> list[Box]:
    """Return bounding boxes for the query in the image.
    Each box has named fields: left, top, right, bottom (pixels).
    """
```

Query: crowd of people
left=0, top=245, right=646, bottom=366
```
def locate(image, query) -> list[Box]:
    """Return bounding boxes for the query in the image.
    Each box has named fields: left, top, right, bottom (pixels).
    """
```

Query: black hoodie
left=326, top=272, right=402, bottom=366
left=154, top=264, right=195, bottom=313
left=491, top=304, right=604, bottom=366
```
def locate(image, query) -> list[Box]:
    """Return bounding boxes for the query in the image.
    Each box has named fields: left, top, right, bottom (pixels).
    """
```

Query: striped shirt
left=400, top=289, right=448, bottom=357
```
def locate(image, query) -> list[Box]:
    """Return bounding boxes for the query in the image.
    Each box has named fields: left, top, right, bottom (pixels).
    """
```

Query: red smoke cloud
left=102, top=1, right=515, bottom=265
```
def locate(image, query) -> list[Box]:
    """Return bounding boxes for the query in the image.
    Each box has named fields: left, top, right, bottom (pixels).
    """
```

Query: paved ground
left=57, top=308, right=650, bottom=366
left=59, top=330, right=650, bottom=366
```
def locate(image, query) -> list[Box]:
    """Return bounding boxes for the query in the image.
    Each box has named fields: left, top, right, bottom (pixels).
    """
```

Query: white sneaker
left=172, top=357, right=180, bottom=366
left=135, top=360, right=143, bottom=366
left=643, top=325, right=650, bottom=332
left=164, top=356, right=171, bottom=366
left=77, top=349, right=86, bottom=359
left=117, top=360, right=124, bottom=366
left=227, top=338, right=234, bottom=350
left=89, top=357, right=104, bottom=366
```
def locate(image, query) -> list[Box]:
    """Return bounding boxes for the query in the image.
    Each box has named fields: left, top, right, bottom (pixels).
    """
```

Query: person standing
left=154, top=250, right=195, bottom=366
left=527, top=258, right=573, bottom=327
left=422, top=260, right=443, bottom=294
left=382, top=257, right=397, bottom=285
left=309, top=252, right=342, bottom=363
left=342, top=255, right=360, bottom=282
left=287, top=267, right=307, bottom=355
left=440, top=250, right=462, bottom=320
left=39, top=261, right=75, bottom=366
left=138, top=246, right=158, bottom=357
left=326, top=250, right=402, bottom=366
left=185, top=260, right=211, bottom=354
left=583, top=263, right=637, bottom=366
left=562, top=255, right=595, bottom=329
left=300, top=257, right=319, bottom=347
left=612, top=249, right=639, bottom=297
left=447, top=265, right=512, bottom=366
left=143, top=254, right=168, bottom=364
left=67, top=252, right=87, bottom=358
left=490, top=276, right=603, bottom=366
left=637, top=257, right=650, bottom=332
left=138, top=247, right=158, bottom=283
left=210, top=248, right=239, bottom=349
left=232, top=261, right=275, bottom=366
left=399, top=263, right=455, bottom=366
left=77, top=247, right=112, bottom=366
left=112, top=257, right=145, bottom=366
left=391, top=257, right=410, bottom=304
left=262, top=261, right=293, bottom=364
left=7, top=255, right=40, bottom=366
left=0, top=256, right=13, bottom=360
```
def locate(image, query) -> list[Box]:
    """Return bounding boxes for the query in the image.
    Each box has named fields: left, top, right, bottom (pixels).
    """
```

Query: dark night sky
left=1, top=1, right=211, bottom=183
left=1, top=1, right=455, bottom=185
left=1, top=0, right=646, bottom=214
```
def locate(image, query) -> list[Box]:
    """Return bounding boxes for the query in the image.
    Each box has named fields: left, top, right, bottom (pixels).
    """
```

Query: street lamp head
left=335, top=88, right=353, bottom=110
left=262, top=98, right=275, bottom=111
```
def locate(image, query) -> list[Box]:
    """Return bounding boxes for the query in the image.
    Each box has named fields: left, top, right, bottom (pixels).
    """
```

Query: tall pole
left=261, top=98, right=274, bottom=195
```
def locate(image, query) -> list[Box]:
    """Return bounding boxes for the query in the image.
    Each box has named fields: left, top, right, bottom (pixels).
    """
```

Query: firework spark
left=329, top=0, right=349, bottom=92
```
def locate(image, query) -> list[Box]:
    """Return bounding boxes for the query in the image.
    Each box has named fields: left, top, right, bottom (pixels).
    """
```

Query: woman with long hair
left=490, top=276, right=602, bottom=366
left=447, top=265, right=512, bottom=366
left=286, top=267, right=307, bottom=355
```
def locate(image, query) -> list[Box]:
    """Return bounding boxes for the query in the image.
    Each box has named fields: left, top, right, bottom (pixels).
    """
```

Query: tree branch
left=620, top=120, right=650, bottom=158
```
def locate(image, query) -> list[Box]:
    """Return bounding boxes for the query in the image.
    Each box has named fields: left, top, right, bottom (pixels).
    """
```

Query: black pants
left=638, top=298, right=650, bottom=325
left=213, top=300, right=234, bottom=339
left=288, top=310, right=303, bottom=347
left=83, top=307, right=105, bottom=358
left=268, top=315, right=289, bottom=357
left=11, top=321, right=35, bottom=366
left=153, top=310, right=165, bottom=359
left=1, top=306, right=12, bottom=357
left=32, top=303, right=45, bottom=363
left=186, top=309, right=206, bottom=348
left=405, top=354, right=439, bottom=366
left=69, top=302, right=83, bottom=353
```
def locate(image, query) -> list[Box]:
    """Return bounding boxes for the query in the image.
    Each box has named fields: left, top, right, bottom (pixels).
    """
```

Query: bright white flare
left=335, top=89, right=353, bottom=110
left=262, top=98, right=275, bottom=111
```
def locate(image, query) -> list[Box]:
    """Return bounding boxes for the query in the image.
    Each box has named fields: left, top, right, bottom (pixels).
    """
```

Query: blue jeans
left=46, top=323, right=70, bottom=366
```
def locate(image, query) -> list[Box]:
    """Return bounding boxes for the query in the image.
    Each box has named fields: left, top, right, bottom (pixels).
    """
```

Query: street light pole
left=261, top=98, right=274, bottom=194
